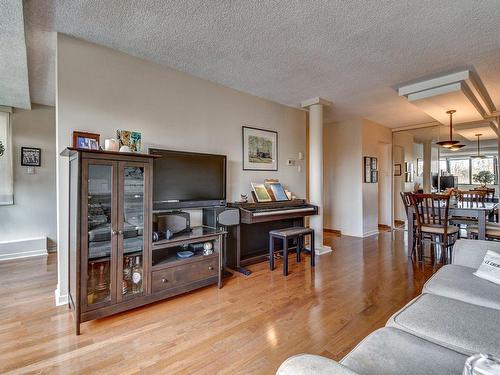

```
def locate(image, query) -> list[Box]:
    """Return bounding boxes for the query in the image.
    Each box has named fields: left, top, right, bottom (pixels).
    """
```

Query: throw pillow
left=474, top=250, right=500, bottom=285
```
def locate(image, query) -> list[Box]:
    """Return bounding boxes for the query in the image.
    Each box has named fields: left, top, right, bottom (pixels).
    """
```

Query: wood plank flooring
left=0, top=231, right=438, bottom=374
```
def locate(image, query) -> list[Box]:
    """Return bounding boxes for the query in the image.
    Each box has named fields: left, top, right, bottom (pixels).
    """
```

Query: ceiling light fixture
left=436, top=110, right=460, bottom=148
left=449, top=144, right=466, bottom=151
left=471, top=134, right=486, bottom=159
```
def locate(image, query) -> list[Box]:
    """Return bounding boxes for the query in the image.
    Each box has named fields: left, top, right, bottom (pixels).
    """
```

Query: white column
left=423, top=141, right=432, bottom=193
left=301, top=97, right=332, bottom=255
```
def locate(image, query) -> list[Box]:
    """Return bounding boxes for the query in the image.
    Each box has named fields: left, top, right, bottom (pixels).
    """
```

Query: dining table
left=407, top=201, right=499, bottom=256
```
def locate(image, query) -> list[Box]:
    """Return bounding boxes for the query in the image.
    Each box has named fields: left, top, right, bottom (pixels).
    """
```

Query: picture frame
left=72, top=131, right=100, bottom=150
left=251, top=182, right=272, bottom=202
left=364, top=156, right=378, bottom=183
left=117, top=129, right=142, bottom=152
left=242, top=126, right=278, bottom=171
left=394, top=164, right=402, bottom=176
left=405, top=162, right=414, bottom=182
left=416, top=158, right=423, bottom=177
left=21, top=147, right=41, bottom=167
left=266, top=182, right=290, bottom=201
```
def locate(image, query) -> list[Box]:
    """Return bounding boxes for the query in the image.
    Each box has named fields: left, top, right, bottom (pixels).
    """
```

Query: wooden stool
left=269, top=227, right=315, bottom=276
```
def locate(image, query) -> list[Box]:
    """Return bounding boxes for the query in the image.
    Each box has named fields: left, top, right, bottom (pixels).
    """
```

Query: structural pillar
left=423, top=141, right=432, bottom=193
left=301, top=97, right=332, bottom=255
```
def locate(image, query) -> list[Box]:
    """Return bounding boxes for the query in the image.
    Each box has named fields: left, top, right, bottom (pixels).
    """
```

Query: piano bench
left=269, top=227, right=315, bottom=276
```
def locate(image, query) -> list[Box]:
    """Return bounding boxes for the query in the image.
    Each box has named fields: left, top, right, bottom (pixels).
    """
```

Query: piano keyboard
left=253, top=207, right=316, bottom=217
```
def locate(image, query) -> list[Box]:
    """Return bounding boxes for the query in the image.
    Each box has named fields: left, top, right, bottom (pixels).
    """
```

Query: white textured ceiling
left=0, top=0, right=30, bottom=108
left=23, top=0, right=500, bottom=127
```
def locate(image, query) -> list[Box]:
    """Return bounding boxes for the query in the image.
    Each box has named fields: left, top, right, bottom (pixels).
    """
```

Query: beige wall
left=55, top=34, right=307, bottom=303
left=0, top=104, right=57, bottom=248
left=324, top=119, right=392, bottom=237
left=362, top=119, right=392, bottom=235
left=324, top=119, right=363, bottom=237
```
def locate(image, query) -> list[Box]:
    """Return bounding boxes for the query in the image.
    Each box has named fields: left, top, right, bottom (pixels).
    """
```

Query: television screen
left=150, top=149, right=226, bottom=209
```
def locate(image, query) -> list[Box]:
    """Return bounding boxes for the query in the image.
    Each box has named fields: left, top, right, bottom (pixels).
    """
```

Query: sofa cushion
left=452, top=239, right=500, bottom=269
left=277, top=354, right=359, bottom=375
left=423, top=264, right=500, bottom=310
left=386, top=294, right=500, bottom=356
left=340, top=328, right=467, bottom=375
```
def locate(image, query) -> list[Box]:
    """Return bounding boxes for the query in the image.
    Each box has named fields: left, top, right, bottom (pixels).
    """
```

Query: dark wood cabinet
left=64, top=148, right=224, bottom=334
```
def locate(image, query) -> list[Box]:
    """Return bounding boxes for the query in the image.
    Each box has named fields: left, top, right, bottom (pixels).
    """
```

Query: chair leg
left=283, top=238, right=289, bottom=276
left=441, top=235, right=448, bottom=264
left=310, top=232, right=315, bottom=267
left=296, top=235, right=301, bottom=263
left=269, top=236, right=274, bottom=271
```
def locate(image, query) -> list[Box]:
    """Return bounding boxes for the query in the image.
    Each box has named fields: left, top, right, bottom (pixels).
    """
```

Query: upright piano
left=227, top=199, right=318, bottom=274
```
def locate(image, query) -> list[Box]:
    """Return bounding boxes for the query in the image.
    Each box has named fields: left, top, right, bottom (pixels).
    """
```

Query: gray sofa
left=277, top=239, right=500, bottom=375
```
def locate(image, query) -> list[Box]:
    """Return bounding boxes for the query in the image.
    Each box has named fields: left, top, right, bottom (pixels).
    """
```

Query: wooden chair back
left=400, top=192, right=412, bottom=221
left=456, top=190, right=486, bottom=206
left=410, top=193, right=451, bottom=230
left=472, top=187, right=494, bottom=202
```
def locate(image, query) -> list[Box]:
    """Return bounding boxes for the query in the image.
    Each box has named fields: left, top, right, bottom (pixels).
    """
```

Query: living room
left=1, top=1, right=500, bottom=374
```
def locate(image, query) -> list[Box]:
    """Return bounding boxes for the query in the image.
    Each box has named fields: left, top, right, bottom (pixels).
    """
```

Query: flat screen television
left=432, top=175, right=458, bottom=191
left=150, top=149, right=226, bottom=210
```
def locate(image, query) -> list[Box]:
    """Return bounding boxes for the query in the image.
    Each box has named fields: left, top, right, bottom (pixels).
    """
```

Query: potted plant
left=472, top=170, right=494, bottom=187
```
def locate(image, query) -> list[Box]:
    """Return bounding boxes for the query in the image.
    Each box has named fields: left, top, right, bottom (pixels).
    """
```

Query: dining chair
left=400, top=192, right=418, bottom=259
left=450, top=190, right=486, bottom=229
left=410, top=193, right=459, bottom=264
left=467, top=220, right=500, bottom=241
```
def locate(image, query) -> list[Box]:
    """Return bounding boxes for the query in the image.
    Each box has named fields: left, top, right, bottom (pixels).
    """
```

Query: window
left=472, top=157, right=496, bottom=185
left=439, top=160, right=447, bottom=174
left=448, top=159, right=470, bottom=184
left=0, top=110, right=13, bottom=205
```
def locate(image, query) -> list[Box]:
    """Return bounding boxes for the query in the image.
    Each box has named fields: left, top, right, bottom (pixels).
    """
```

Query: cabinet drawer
left=152, top=256, right=218, bottom=293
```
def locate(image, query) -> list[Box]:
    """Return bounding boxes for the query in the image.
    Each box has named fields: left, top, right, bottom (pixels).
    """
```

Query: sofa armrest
left=453, top=239, right=500, bottom=268
left=277, top=354, right=359, bottom=375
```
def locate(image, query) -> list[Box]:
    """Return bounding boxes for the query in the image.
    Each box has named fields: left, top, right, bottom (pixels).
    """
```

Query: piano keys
left=226, top=199, right=318, bottom=274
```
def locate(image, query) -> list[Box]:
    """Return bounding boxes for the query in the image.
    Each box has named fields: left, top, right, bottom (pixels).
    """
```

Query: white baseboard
left=55, top=288, right=68, bottom=306
left=315, top=245, right=333, bottom=256
left=0, top=237, right=48, bottom=261
left=363, top=230, right=379, bottom=238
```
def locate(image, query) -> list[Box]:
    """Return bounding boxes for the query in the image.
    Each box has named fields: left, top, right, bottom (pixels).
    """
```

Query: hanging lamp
left=436, top=110, right=460, bottom=148
left=471, top=134, right=486, bottom=159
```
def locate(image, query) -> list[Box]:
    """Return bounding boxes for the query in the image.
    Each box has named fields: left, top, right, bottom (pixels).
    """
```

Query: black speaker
left=202, top=207, right=239, bottom=230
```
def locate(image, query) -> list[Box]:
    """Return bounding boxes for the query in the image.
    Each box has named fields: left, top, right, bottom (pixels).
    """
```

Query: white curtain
left=0, top=111, right=13, bottom=205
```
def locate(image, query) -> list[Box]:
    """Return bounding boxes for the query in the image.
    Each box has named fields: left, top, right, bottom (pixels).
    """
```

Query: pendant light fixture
left=436, top=110, right=460, bottom=148
left=471, top=134, right=486, bottom=159
left=449, top=143, right=466, bottom=151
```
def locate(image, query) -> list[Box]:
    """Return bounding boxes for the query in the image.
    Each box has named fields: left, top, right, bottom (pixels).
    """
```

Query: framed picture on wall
left=21, top=147, right=41, bottom=167
left=417, top=158, right=423, bottom=177
left=364, top=156, right=378, bottom=183
left=394, top=164, right=402, bottom=176
left=242, top=126, right=278, bottom=171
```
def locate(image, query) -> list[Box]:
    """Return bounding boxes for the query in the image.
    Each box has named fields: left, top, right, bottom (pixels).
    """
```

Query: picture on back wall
left=117, top=130, right=142, bottom=152
left=242, top=126, right=278, bottom=171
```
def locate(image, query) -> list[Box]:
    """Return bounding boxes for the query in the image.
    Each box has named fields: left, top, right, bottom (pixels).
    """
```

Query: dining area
left=401, top=189, right=499, bottom=264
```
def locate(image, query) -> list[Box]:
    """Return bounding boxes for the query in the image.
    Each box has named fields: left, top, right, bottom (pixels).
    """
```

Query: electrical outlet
left=287, top=159, right=296, bottom=166
left=298, top=152, right=304, bottom=160
left=27, top=167, right=35, bottom=175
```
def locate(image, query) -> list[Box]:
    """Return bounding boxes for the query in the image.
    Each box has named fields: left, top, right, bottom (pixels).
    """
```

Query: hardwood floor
left=0, top=231, right=438, bottom=374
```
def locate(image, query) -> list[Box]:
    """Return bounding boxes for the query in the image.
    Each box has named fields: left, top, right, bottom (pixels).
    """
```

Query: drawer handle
left=161, top=278, right=168, bottom=283
left=208, top=266, right=214, bottom=271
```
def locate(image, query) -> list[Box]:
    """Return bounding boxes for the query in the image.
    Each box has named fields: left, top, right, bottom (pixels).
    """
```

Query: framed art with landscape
left=242, top=126, right=278, bottom=171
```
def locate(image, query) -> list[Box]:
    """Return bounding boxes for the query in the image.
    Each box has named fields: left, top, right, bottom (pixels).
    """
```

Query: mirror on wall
left=392, top=121, right=498, bottom=231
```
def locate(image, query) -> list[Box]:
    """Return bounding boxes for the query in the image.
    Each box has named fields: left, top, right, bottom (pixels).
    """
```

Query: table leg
left=478, top=211, right=487, bottom=240
left=269, top=236, right=274, bottom=271
left=408, top=207, right=414, bottom=257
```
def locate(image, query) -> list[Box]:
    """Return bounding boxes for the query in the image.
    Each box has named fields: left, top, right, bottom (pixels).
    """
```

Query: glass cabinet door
left=84, top=161, right=117, bottom=309
left=118, top=163, right=148, bottom=300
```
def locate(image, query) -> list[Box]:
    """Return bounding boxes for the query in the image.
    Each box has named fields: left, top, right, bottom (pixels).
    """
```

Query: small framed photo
left=73, top=131, right=100, bottom=150
left=21, top=147, right=41, bottom=167
left=394, top=164, right=402, bottom=176
left=251, top=182, right=272, bottom=202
